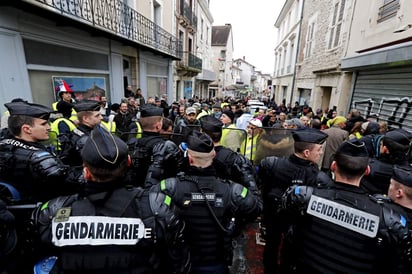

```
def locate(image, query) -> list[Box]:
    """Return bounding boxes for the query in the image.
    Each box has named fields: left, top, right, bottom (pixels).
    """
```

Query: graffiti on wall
left=352, top=97, right=412, bottom=130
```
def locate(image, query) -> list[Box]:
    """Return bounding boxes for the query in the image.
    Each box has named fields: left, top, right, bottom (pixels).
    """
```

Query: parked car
left=247, top=100, right=267, bottom=114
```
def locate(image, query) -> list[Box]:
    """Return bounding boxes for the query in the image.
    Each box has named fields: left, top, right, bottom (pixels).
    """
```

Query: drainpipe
left=289, top=0, right=305, bottom=106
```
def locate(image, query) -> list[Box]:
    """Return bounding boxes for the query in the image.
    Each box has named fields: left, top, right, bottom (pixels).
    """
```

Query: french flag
left=56, top=80, right=73, bottom=92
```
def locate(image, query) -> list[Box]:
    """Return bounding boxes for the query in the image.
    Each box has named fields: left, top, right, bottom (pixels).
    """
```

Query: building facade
left=173, top=0, right=203, bottom=101
left=0, top=0, right=181, bottom=111
left=341, top=0, right=412, bottom=130
left=194, top=0, right=215, bottom=100
left=210, top=24, right=234, bottom=98
left=272, top=0, right=304, bottom=106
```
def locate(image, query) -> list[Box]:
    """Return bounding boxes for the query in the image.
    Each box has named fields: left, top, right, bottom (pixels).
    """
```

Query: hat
left=330, top=116, right=347, bottom=126
left=187, top=130, right=214, bottom=153
left=5, top=101, right=51, bottom=120
left=292, top=128, right=328, bottom=144
left=249, top=118, right=262, bottom=128
left=361, top=121, right=370, bottom=131
left=200, top=115, right=223, bottom=133
left=222, top=110, right=235, bottom=122
left=291, top=118, right=303, bottom=128
left=186, top=107, right=197, bottom=115
left=81, top=126, right=128, bottom=169
left=11, top=98, right=27, bottom=103
left=74, top=100, right=101, bottom=112
left=392, top=165, right=412, bottom=187
left=384, top=129, right=412, bottom=146
left=336, top=140, right=369, bottom=157
left=193, top=102, right=201, bottom=109
left=110, top=103, right=120, bottom=112
left=56, top=101, right=73, bottom=118
left=140, top=104, right=163, bottom=118
left=212, top=104, right=222, bottom=110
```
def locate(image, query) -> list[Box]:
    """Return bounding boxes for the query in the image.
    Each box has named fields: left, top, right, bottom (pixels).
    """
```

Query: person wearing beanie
left=321, top=115, right=349, bottom=173
left=149, top=130, right=262, bottom=274
left=32, top=126, right=190, bottom=273
left=280, top=140, right=412, bottom=273
left=220, top=110, right=243, bottom=152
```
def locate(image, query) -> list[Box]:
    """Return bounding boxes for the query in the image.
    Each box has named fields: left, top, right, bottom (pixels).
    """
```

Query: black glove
left=233, top=155, right=258, bottom=192
left=153, top=140, right=180, bottom=166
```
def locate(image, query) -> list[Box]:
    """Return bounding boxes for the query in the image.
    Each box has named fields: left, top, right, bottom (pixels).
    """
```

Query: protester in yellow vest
left=240, top=118, right=262, bottom=163
left=50, top=101, right=77, bottom=151
left=220, top=110, right=244, bottom=152
left=53, top=88, right=78, bottom=122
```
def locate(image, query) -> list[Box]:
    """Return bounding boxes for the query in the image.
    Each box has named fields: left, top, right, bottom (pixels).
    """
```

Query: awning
left=225, top=84, right=245, bottom=90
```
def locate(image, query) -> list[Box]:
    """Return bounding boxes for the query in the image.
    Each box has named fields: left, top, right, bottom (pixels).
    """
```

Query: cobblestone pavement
left=230, top=221, right=264, bottom=274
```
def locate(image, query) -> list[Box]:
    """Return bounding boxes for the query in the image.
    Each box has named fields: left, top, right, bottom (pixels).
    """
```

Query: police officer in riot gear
left=361, top=128, right=412, bottom=194
left=0, top=101, right=83, bottom=273
left=0, top=101, right=81, bottom=202
left=128, top=104, right=181, bottom=187
left=388, top=165, right=412, bottom=227
left=58, top=100, right=102, bottom=166
left=258, top=128, right=329, bottom=273
left=149, top=131, right=262, bottom=274
left=281, top=140, right=412, bottom=273
left=199, top=115, right=258, bottom=193
left=32, top=125, right=190, bottom=273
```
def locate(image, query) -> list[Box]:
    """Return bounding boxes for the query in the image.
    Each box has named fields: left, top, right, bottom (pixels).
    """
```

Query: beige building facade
left=342, top=0, right=412, bottom=130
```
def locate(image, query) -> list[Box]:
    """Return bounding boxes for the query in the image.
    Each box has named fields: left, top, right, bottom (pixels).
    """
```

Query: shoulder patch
left=307, top=195, right=380, bottom=238
left=51, top=216, right=151, bottom=246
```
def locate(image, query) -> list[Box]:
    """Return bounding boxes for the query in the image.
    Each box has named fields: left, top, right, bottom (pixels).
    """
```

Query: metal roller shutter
left=350, top=66, right=412, bottom=131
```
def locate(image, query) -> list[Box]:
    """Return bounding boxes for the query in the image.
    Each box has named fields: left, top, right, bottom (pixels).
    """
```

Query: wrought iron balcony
left=179, top=0, right=197, bottom=29
left=176, top=51, right=202, bottom=77
left=11, top=0, right=182, bottom=59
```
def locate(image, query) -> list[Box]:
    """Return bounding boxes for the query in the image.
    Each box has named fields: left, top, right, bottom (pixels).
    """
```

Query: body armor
left=282, top=183, right=412, bottom=273
left=32, top=186, right=189, bottom=273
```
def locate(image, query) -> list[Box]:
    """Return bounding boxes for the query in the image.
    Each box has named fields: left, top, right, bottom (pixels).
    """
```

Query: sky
left=209, top=0, right=286, bottom=74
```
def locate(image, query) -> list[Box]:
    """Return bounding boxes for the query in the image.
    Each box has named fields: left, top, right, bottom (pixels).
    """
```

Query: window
left=305, top=20, right=315, bottom=58
left=378, top=0, right=400, bottom=22
left=328, top=0, right=346, bottom=49
left=200, top=18, right=204, bottom=41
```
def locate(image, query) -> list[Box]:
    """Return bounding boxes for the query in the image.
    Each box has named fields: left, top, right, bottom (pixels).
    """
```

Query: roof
left=212, top=24, right=231, bottom=46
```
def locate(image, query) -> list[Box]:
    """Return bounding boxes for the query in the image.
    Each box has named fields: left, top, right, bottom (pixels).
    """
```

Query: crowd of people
left=0, top=88, right=411, bottom=273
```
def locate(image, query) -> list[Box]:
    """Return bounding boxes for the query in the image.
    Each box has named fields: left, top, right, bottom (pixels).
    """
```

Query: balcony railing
left=177, top=51, right=202, bottom=71
left=179, top=0, right=197, bottom=28
left=17, top=0, right=182, bottom=59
